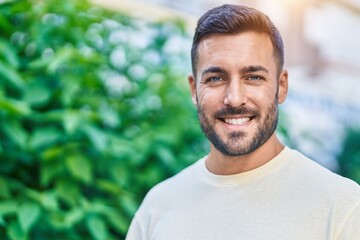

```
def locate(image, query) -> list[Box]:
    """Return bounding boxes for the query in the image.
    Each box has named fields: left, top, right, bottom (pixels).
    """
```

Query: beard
left=197, top=97, right=279, bottom=157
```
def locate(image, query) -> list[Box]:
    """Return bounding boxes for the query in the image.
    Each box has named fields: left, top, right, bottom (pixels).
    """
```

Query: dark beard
left=197, top=98, right=279, bottom=157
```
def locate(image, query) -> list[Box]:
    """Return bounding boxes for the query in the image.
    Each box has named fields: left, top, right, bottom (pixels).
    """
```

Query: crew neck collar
left=197, top=146, right=293, bottom=187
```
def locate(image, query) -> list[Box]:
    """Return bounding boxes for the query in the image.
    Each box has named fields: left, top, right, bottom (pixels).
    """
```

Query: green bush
left=337, top=128, right=360, bottom=184
left=0, top=0, right=207, bottom=239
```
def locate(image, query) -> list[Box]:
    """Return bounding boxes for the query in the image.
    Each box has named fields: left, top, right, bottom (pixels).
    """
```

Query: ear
left=277, top=70, right=288, bottom=104
left=188, top=75, right=198, bottom=105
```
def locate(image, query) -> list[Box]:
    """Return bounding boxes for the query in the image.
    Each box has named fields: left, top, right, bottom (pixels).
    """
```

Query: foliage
left=337, top=128, right=360, bottom=184
left=0, top=0, right=207, bottom=239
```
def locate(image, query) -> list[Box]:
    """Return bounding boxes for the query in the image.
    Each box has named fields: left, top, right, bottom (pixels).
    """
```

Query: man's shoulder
left=140, top=157, right=205, bottom=205
left=288, top=148, right=360, bottom=197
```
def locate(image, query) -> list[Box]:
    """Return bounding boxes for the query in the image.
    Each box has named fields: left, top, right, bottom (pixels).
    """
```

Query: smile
left=223, top=117, right=251, bottom=125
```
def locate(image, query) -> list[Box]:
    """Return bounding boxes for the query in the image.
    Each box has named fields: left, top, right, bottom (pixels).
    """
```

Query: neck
left=205, top=134, right=284, bottom=175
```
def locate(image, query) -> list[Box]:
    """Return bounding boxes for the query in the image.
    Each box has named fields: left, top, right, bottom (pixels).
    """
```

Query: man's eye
left=247, top=75, right=264, bottom=81
left=208, top=76, right=223, bottom=82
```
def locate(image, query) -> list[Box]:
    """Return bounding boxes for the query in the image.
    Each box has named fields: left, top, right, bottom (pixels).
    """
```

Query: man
left=126, top=4, right=360, bottom=239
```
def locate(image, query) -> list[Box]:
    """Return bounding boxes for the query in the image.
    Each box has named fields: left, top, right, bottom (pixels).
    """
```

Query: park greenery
left=0, top=0, right=208, bottom=239
left=0, top=0, right=359, bottom=239
left=337, top=128, right=360, bottom=184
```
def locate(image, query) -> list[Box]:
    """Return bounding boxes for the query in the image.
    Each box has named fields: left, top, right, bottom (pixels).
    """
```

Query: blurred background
left=0, top=0, right=359, bottom=239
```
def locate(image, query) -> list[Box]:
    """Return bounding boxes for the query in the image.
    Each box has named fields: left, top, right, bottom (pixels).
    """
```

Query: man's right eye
left=207, top=76, right=223, bottom=82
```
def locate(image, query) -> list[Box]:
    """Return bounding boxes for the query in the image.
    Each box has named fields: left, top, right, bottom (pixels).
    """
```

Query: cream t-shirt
left=126, top=147, right=360, bottom=240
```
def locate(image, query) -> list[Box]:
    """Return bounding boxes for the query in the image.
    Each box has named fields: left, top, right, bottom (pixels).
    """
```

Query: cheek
left=197, top=87, right=223, bottom=109
left=247, top=85, right=277, bottom=103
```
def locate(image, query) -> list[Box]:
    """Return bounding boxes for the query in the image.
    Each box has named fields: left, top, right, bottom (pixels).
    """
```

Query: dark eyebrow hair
left=240, top=65, right=269, bottom=75
left=200, top=65, right=269, bottom=79
left=201, top=66, right=227, bottom=78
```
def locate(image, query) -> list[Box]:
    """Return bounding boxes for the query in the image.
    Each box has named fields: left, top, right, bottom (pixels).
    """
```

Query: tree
left=0, top=0, right=206, bottom=239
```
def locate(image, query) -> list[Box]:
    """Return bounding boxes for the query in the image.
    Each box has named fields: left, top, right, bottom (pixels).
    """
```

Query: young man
left=126, top=4, right=360, bottom=239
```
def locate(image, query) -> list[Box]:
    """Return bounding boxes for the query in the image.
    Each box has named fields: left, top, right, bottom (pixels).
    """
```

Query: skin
left=188, top=32, right=289, bottom=175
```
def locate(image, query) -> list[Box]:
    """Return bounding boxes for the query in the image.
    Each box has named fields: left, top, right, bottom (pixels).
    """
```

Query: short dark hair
left=191, top=4, right=284, bottom=77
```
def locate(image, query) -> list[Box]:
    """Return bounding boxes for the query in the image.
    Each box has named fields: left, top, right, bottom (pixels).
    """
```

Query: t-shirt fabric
left=126, top=147, right=360, bottom=240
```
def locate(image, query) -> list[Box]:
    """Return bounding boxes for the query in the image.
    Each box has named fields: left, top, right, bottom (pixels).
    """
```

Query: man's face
left=189, top=32, right=288, bottom=157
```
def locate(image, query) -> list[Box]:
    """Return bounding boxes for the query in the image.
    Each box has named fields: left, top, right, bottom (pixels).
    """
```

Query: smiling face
left=189, top=32, right=288, bottom=157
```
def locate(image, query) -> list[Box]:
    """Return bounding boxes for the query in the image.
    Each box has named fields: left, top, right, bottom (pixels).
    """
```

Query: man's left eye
left=209, top=76, right=223, bottom=82
left=247, top=75, right=264, bottom=81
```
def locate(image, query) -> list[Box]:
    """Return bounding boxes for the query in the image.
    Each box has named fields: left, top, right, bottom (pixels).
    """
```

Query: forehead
left=196, top=32, right=276, bottom=76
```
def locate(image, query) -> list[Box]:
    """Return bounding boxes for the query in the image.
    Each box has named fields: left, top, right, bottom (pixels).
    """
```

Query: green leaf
left=96, top=179, right=123, bottom=195
left=0, top=177, right=11, bottom=198
left=60, top=78, right=81, bottom=107
left=7, top=219, right=27, bottom=240
left=0, top=37, right=20, bottom=68
left=0, top=60, right=25, bottom=90
left=82, top=124, right=107, bottom=152
left=86, top=215, right=108, bottom=240
left=29, top=127, right=61, bottom=150
left=0, top=14, right=12, bottom=32
left=27, top=58, right=48, bottom=70
left=54, top=178, right=80, bottom=206
left=2, top=120, right=28, bottom=149
left=99, top=106, right=120, bottom=128
left=109, top=136, right=137, bottom=159
left=119, top=194, right=138, bottom=217
left=17, top=202, right=41, bottom=233
left=66, top=155, right=93, bottom=183
left=64, top=208, right=84, bottom=227
left=156, top=145, right=175, bottom=166
left=40, top=160, right=64, bottom=186
left=47, top=47, right=73, bottom=74
left=23, top=84, right=52, bottom=107
left=0, top=201, right=17, bottom=215
left=104, top=210, right=129, bottom=234
left=40, top=145, right=65, bottom=162
left=0, top=97, right=32, bottom=116
left=39, top=191, right=59, bottom=211
left=62, top=110, right=81, bottom=134
left=110, top=162, right=129, bottom=186
left=83, top=201, right=111, bottom=215
left=32, top=110, right=63, bottom=122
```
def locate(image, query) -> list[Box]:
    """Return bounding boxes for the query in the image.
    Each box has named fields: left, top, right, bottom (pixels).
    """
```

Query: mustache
left=214, top=106, right=259, bottom=118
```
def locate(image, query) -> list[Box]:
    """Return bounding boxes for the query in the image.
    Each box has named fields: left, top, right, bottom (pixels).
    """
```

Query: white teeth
left=224, top=117, right=250, bottom=125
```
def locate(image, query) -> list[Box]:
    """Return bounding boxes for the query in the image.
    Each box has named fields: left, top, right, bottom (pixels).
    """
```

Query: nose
left=223, top=79, right=247, bottom=107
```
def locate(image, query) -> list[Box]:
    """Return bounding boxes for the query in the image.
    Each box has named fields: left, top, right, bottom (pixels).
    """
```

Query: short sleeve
left=337, top=201, right=360, bottom=240
left=125, top=217, right=145, bottom=240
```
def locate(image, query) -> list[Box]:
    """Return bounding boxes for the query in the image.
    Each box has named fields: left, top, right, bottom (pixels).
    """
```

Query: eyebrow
left=201, top=65, right=269, bottom=78
left=201, top=66, right=227, bottom=78
left=240, top=65, right=269, bottom=75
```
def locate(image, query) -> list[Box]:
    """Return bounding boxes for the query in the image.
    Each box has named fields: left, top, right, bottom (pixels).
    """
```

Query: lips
left=223, top=117, right=250, bottom=125
left=214, top=107, right=258, bottom=126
